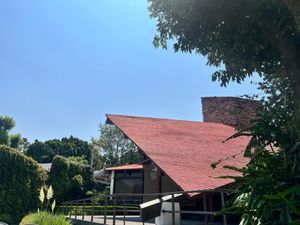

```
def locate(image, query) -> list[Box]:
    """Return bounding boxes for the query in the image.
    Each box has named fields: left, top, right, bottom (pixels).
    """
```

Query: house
left=106, top=164, right=144, bottom=203
left=105, top=97, right=260, bottom=223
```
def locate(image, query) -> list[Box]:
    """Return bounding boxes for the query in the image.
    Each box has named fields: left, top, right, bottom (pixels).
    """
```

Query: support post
left=203, top=193, right=208, bottom=225
left=91, top=199, right=95, bottom=222
left=171, top=194, right=175, bottom=225
left=104, top=195, right=108, bottom=225
left=82, top=200, right=85, bottom=220
left=221, top=192, right=227, bottom=225
left=64, top=203, right=67, bottom=216
left=123, top=198, right=126, bottom=225
left=69, top=202, right=72, bottom=218
left=208, top=195, right=214, bottom=222
left=75, top=201, right=78, bottom=219
left=113, top=195, right=117, bottom=225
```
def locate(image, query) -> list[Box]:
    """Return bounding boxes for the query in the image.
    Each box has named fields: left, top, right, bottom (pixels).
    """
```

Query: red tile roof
left=106, top=114, right=249, bottom=192
left=105, top=164, right=143, bottom=171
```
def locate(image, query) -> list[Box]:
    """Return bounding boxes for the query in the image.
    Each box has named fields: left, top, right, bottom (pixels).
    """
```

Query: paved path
left=69, top=215, right=230, bottom=225
left=70, top=215, right=154, bottom=225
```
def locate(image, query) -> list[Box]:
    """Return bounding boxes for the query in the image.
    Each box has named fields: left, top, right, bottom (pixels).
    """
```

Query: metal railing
left=60, top=189, right=232, bottom=225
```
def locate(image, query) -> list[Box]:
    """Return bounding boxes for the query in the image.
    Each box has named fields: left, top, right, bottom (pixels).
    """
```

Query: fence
left=60, top=189, right=232, bottom=225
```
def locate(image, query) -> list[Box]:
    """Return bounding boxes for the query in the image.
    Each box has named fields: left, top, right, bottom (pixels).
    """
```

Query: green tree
left=0, top=115, right=21, bottom=148
left=0, top=145, right=47, bottom=223
left=149, top=0, right=300, bottom=114
left=148, top=1, right=300, bottom=224
left=95, top=124, right=142, bottom=168
left=67, top=155, right=89, bottom=165
left=89, top=137, right=103, bottom=170
left=25, top=136, right=91, bottom=163
left=47, top=155, right=94, bottom=202
left=18, top=137, right=30, bottom=152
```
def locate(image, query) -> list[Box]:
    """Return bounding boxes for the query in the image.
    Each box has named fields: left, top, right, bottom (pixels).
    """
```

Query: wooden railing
left=60, top=189, right=232, bottom=225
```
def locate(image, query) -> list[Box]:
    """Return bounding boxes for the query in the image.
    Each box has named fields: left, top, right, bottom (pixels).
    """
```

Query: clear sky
left=0, top=0, right=260, bottom=142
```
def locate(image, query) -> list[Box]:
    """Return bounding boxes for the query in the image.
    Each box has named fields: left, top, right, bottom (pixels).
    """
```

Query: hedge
left=47, top=155, right=94, bottom=202
left=0, top=145, right=47, bottom=223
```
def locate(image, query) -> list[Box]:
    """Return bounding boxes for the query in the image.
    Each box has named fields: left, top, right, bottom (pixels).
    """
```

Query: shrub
left=71, top=174, right=84, bottom=196
left=0, top=145, right=47, bottom=223
left=19, top=211, right=71, bottom=225
left=48, top=155, right=94, bottom=202
left=0, top=213, right=13, bottom=224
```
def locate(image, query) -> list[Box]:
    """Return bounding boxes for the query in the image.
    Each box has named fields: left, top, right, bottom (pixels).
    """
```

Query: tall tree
left=88, top=137, right=103, bottom=170
left=18, top=137, right=30, bottom=152
left=148, top=1, right=300, bottom=224
left=149, top=0, right=300, bottom=110
left=94, top=124, right=142, bottom=168
left=25, top=136, right=91, bottom=163
left=0, top=115, right=21, bottom=149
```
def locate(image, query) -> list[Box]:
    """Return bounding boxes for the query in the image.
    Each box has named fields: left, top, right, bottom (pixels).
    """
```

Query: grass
left=19, top=211, right=71, bottom=225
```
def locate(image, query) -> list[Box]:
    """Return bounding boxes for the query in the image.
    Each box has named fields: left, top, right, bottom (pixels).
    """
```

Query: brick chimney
left=201, top=97, right=261, bottom=129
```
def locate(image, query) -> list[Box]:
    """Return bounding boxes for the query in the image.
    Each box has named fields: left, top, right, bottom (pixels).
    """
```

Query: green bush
left=48, top=155, right=94, bottom=202
left=0, top=213, right=13, bottom=224
left=20, top=211, right=71, bottom=225
left=0, top=145, right=47, bottom=223
left=71, top=174, right=84, bottom=196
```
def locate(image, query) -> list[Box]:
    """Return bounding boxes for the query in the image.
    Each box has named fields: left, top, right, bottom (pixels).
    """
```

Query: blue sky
left=0, top=0, right=260, bottom=142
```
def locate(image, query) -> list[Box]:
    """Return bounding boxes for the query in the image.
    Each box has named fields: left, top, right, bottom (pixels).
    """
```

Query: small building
left=105, top=97, right=260, bottom=223
left=106, top=164, right=144, bottom=203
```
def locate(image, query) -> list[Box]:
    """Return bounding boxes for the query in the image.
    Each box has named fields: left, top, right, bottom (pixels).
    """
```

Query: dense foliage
left=19, top=212, right=71, bottom=225
left=148, top=0, right=300, bottom=224
left=47, top=155, right=94, bottom=202
left=0, top=115, right=21, bottom=149
left=149, top=0, right=300, bottom=94
left=68, top=155, right=89, bottom=165
left=0, top=145, right=47, bottom=223
left=216, top=79, right=300, bottom=224
left=92, top=124, right=142, bottom=168
left=25, top=136, right=91, bottom=163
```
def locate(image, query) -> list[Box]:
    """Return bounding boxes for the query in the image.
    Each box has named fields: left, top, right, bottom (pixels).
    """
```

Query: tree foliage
left=93, top=124, right=142, bottom=168
left=149, top=0, right=300, bottom=95
left=0, top=145, right=47, bottom=223
left=0, top=115, right=21, bottom=149
left=25, top=136, right=91, bottom=163
left=68, top=155, right=89, bottom=165
left=217, top=85, right=299, bottom=224
left=148, top=0, right=300, bottom=224
left=89, top=137, right=103, bottom=170
left=47, top=155, right=94, bottom=202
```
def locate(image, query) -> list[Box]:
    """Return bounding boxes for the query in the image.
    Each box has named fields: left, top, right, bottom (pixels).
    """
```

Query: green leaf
left=264, top=185, right=300, bottom=200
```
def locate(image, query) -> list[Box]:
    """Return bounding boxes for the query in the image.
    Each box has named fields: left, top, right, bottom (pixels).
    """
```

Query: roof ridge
left=106, top=113, right=235, bottom=127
